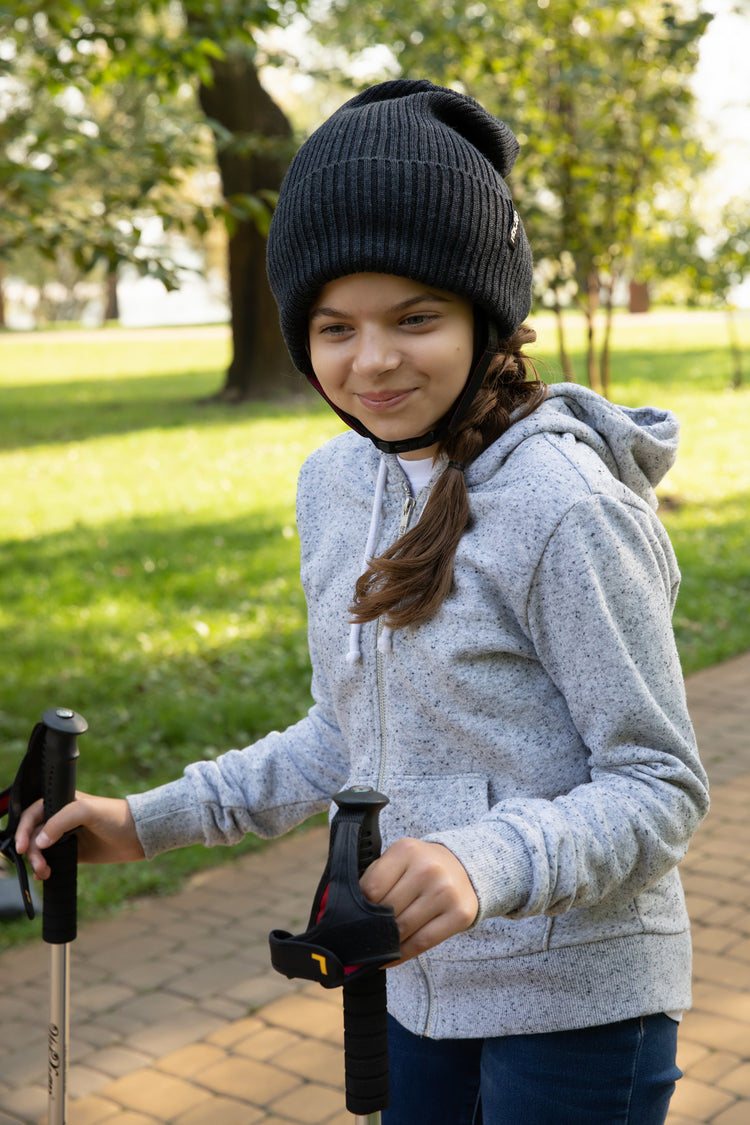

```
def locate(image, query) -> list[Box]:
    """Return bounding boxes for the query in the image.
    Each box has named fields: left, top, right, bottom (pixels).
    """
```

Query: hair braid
left=349, top=325, right=546, bottom=630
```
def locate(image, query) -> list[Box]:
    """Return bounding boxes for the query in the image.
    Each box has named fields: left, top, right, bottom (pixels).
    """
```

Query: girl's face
left=308, top=273, right=474, bottom=460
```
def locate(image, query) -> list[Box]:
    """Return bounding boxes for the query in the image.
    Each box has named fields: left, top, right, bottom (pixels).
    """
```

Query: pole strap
left=269, top=807, right=400, bottom=988
left=0, top=722, right=47, bottom=920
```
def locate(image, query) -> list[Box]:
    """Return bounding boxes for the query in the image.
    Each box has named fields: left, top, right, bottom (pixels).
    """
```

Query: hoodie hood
left=473, top=383, right=679, bottom=511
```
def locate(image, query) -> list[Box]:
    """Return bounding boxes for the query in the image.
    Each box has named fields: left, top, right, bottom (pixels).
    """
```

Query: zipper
left=377, top=484, right=436, bottom=1032
left=398, top=488, right=416, bottom=535
left=418, top=955, right=436, bottom=1036
left=376, top=486, right=417, bottom=793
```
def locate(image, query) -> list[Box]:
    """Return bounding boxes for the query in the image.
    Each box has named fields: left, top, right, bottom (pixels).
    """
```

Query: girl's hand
left=360, top=838, right=479, bottom=964
left=15, top=792, right=145, bottom=880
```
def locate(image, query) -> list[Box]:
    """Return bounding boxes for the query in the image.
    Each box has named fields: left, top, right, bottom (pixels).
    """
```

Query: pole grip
left=41, top=708, right=86, bottom=945
left=332, top=787, right=391, bottom=1117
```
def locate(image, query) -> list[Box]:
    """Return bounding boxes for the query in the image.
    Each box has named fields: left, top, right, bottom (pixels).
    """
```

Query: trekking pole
left=334, top=787, right=390, bottom=1125
left=269, top=786, right=400, bottom=1125
left=40, top=707, right=87, bottom=1125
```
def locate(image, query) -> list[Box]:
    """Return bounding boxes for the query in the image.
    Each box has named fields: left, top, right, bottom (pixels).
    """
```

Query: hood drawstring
left=347, top=457, right=388, bottom=664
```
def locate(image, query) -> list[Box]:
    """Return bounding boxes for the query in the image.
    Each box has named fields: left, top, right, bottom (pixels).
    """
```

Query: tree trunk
left=197, top=48, right=296, bottom=400
left=585, top=271, right=602, bottom=395
left=552, top=297, right=576, bottom=381
left=600, top=275, right=616, bottom=400
left=104, top=265, right=119, bottom=322
left=726, top=308, right=743, bottom=389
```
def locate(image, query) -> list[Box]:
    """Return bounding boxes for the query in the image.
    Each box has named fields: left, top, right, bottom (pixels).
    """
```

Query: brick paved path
left=1, top=652, right=748, bottom=1124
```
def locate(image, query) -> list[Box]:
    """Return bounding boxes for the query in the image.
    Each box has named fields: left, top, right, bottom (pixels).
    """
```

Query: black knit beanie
left=266, top=78, right=533, bottom=379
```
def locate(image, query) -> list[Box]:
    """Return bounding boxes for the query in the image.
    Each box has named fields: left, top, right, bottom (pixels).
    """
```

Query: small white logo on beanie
left=508, top=209, right=520, bottom=249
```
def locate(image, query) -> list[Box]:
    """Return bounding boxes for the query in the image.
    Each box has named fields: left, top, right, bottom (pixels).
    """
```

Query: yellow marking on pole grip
left=311, top=953, right=327, bottom=975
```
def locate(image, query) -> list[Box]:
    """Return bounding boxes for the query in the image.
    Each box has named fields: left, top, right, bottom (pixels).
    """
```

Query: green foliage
left=0, top=1, right=302, bottom=282
left=312, top=0, right=715, bottom=389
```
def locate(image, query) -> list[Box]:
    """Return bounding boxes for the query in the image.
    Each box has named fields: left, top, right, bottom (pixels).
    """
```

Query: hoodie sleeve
left=127, top=697, right=350, bottom=859
left=426, top=492, right=709, bottom=922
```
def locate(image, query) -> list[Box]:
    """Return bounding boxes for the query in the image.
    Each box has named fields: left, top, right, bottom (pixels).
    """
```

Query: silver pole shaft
left=48, top=944, right=70, bottom=1125
left=353, top=1115, right=381, bottom=1124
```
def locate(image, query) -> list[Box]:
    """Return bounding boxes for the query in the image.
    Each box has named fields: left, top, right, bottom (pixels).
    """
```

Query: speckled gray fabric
left=128, top=383, right=708, bottom=1039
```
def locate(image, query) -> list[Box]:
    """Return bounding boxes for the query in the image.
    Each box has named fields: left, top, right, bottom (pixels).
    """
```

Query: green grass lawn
left=1, top=312, right=748, bottom=946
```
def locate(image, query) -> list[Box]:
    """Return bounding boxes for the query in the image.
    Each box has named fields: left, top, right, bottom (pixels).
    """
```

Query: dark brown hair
left=349, top=324, right=546, bottom=630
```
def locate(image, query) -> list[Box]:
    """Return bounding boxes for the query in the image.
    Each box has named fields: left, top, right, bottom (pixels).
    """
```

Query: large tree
left=0, top=1, right=300, bottom=396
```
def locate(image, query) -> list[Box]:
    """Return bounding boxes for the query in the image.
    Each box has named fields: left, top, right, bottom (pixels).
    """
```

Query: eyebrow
left=309, top=290, right=452, bottom=321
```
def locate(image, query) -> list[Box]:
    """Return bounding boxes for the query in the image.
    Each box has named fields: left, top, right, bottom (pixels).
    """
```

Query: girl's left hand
left=359, top=838, right=479, bottom=964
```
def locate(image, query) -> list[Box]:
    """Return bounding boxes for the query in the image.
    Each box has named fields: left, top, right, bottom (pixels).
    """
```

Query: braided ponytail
left=349, top=325, right=545, bottom=630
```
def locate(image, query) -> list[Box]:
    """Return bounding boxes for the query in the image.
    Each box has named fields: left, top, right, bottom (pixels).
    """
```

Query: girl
left=17, top=79, right=708, bottom=1124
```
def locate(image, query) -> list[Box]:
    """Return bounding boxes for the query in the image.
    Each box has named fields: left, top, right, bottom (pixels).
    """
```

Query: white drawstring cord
left=377, top=626, right=393, bottom=654
left=346, top=457, right=388, bottom=664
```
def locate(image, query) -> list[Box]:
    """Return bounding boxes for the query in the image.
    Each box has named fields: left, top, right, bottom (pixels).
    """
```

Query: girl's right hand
left=15, top=792, right=145, bottom=880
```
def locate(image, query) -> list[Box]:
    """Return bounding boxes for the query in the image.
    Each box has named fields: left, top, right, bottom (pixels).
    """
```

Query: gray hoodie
left=128, top=383, right=709, bottom=1039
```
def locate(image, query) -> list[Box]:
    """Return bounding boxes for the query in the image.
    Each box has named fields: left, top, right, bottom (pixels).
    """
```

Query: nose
left=351, top=325, right=400, bottom=378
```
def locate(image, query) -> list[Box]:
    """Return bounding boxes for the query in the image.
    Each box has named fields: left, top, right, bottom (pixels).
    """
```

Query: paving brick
left=155, top=1042, right=227, bottom=1077
left=274, top=1038, right=345, bottom=1085
left=74, top=983, right=138, bottom=1014
left=690, top=951, right=750, bottom=990
left=67, top=1063, right=112, bottom=1099
left=60, top=1094, right=121, bottom=1125
left=77, top=1045, right=153, bottom=1080
left=0, top=1042, right=46, bottom=1086
left=681, top=1011, right=750, bottom=1054
left=718, top=1062, right=750, bottom=1098
left=124, top=1009, right=225, bottom=1056
left=100, top=1115, right=160, bottom=1125
left=196, top=994, right=249, bottom=1022
left=231, top=974, right=296, bottom=1010
left=99, top=1069, right=212, bottom=1117
left=713, top=1101, right=750, bottom=1125
left=207, top=1016, right=266, bottom=1048
left=688, top=1050, right=744, bottom=1085
left=692, top=982, right=750, bottom=1025
left=269, top=1082, right=346, bottom=1123
left=234, top=1026, right=301, bottom=1062
left=167, top=955, right=262, bottom=1000
left=260, top=995, right=345, bottom=1045
left=691, top=924, right=743, bottom=955
left=116, top=990, right=192, bottom=1023
left=675, top=1037, right=710, bottom=1073
left=0, top=1113, right=30, bottom=1125
left=173, top=1095, right=265, bottom=1125
left=668, top=1076, right=735, bottom=1121
left=0, top=1084, right=48, bottom=1122
left=196, top=1054, right=300, bottom=1104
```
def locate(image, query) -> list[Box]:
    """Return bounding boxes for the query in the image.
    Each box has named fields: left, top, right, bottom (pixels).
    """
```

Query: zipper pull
left=398, top=492, right=417, bottom=537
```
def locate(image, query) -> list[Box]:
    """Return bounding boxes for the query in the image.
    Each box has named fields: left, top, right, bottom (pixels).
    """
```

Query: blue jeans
left=383, top=1012, right=681, bottom=1125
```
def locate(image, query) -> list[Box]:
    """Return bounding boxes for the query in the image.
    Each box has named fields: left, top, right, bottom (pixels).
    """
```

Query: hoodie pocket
left=379, top=773, right=553, bottom=960
left=379, top=772, right=490, bottom=846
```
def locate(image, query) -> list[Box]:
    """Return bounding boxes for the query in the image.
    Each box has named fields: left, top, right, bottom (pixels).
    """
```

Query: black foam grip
left=42, top=726, right=79, bottom=944
left=42, top=834, right=78, bottom=944
left=343, top=969, right=390, bottom=1115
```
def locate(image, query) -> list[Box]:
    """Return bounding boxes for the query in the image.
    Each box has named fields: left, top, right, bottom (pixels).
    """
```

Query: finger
left=14, top=797, right=45, bottom=854
left=396, top=915, right=458, bottom=964
left=360, top=846, right=411, bottom=905
left=19, top=797, right=84, bottom=880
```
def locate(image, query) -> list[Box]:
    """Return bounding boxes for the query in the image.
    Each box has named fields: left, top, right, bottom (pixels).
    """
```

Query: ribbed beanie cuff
left=267, top=79, right=533, bottom=376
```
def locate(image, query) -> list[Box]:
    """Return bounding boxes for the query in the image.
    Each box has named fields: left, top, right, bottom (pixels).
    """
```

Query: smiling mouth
left=356, top=389, right=414, bottom=411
